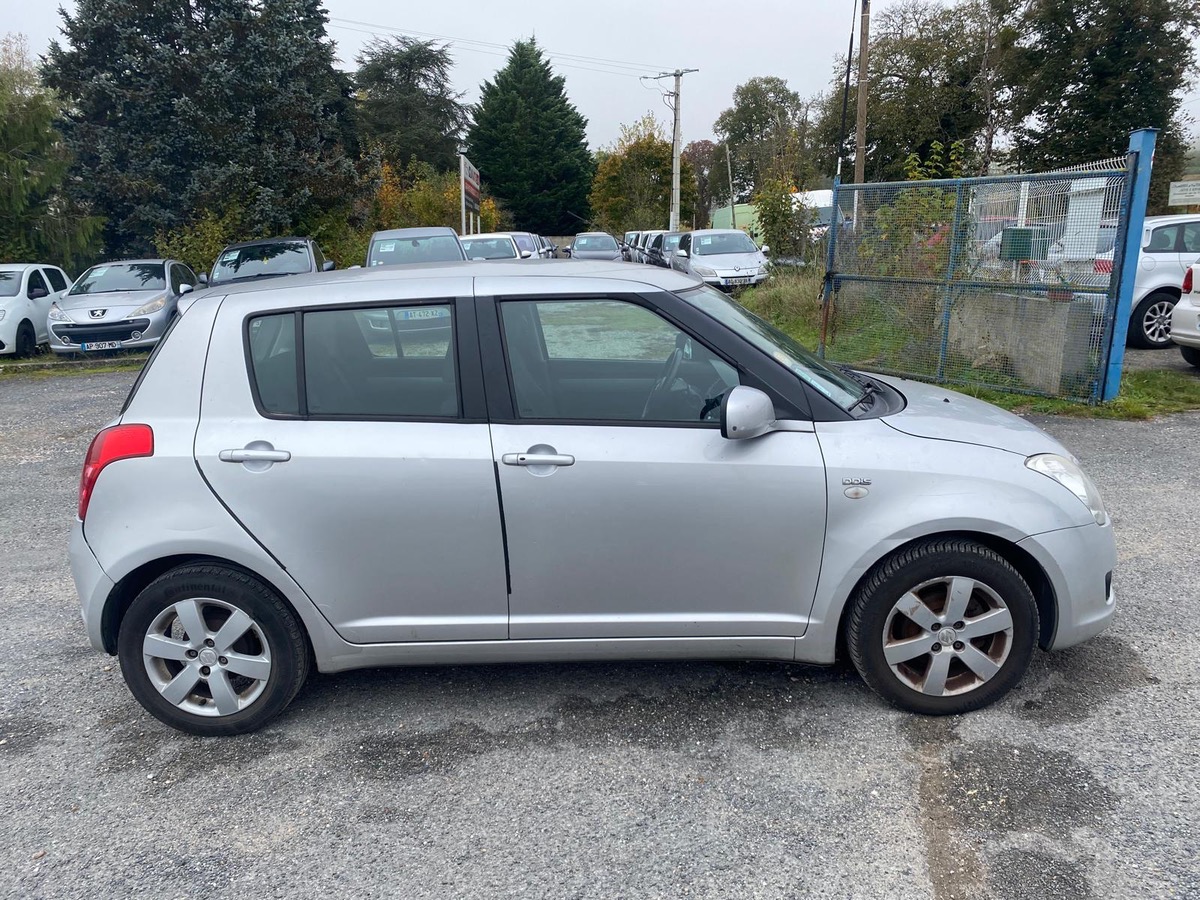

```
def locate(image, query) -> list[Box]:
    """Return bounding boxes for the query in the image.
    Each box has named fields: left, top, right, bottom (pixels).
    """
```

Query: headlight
left=692, top=265, right=717, bottom=277
left=48, top=303, right=70, bottom=321
left=130, top=296, right=167, bottom=316
left=1025, top=453, right=1107, bottom=525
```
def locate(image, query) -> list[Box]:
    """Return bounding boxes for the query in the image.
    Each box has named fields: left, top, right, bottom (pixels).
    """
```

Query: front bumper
left=1170, top=293, right=1200, bottom=349
left=1017, top=521, right=1116, bottom=650
left=700, top=272, right=769, bottom=291
left=49, top=308, right=172, bottom=354
left=70, top=521, right=115, bottom=653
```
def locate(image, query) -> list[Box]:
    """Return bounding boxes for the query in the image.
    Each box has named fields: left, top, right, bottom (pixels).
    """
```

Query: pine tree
left=466, top=40, right=593, bottom=234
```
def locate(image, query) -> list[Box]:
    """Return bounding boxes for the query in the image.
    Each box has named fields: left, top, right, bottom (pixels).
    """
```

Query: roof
left=371, top=227, right=460, bottom=240
left=1144, top=214, right=1200, bottom=226
left=187, top=258, right=702, bottom=304
left=461, top=232, right=516, bottom=242
left=87, top=259, right=172, bottom=266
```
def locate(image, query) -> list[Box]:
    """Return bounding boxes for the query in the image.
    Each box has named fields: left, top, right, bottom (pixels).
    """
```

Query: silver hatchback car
left=71, top=262, right=1116, bottom=734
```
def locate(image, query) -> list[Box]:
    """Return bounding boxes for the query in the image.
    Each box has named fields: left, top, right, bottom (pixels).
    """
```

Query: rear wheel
left=1128, top=292, right=1176, bottom=349
left=117, top=565, right=310, bottom=735
left=1181, top=345, right=1200, bottom=368
left=846, top=539, right=1038, bottom=715
left=14, top=321, right=36, bottom=358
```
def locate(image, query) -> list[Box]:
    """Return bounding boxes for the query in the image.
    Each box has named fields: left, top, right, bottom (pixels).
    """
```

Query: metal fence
left=819, top=129, right=1157, bottom=402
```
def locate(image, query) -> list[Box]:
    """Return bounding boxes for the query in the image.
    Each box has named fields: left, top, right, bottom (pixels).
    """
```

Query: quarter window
left=500, top=299, right=739, bottom=423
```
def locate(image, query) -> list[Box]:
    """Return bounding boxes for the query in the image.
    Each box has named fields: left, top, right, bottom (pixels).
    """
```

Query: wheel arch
left=100, top=554, right=314, bottom=657
left=833, top=530, right=1058, bottom=659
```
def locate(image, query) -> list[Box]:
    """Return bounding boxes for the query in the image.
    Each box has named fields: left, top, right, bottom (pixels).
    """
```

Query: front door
left=487, top=296, right=827, bottom=640
left=194, top=286, right=508, bottom=644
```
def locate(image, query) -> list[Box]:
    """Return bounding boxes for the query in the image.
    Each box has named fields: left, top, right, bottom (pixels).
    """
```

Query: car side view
left=71, top=262, right=1116, bottom=735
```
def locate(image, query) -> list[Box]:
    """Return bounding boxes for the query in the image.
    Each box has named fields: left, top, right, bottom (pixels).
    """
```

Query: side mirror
left=198, top=272, right=208, bottom=285
left=721, top=386, right=777, bottom=440
left=322, top=260, right=336, bottom=271
left=28, top=286, right=49, bottom=300
left=563, top=248, right=572, bottom=257
left=760, top=245, right=770, bottom=254
left=520, top=250, right=533, bottom=259
left=348, top=264, right=362, bottom=270
left=178, top=283, right=194, bottom=295
left=676, top=249, right=689, bottom=259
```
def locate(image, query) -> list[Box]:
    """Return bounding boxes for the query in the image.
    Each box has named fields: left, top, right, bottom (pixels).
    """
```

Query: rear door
left=194, top=276, right=509, bottom=644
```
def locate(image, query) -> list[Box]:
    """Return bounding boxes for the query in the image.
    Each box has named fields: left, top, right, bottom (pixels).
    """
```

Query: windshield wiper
left=836, top=364, right=883, bottom=414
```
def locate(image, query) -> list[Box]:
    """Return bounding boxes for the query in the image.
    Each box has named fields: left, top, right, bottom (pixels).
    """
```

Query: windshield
left=694, top=232, right=759, bottom=256
left=575, top=234, right=617, bottom=251
left=681, top=284, right=867, bottom=410
left=369, top=235, right=465, bottom=266
left=212, top=242, right=310, bottom=284
left=0, top=270, right=21, bottom=297
left=663, top=234, right=682, bottom=252
left=69, top=263, right=165, bottom=295
left=511, top=233, right=536, bottom=253
left=461, top=237, right=517, bottom=260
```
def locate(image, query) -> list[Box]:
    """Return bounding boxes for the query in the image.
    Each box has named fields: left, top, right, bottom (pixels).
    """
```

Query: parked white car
left=1172, top=262, right=1200, bottom=368
left=671, top=230, right=770, bottom=291
left=0, top=263, right=72, bottom=357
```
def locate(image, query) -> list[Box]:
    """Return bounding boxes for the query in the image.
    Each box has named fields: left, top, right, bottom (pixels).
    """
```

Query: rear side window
left=247, top=305, right=458, bottom=419
left=44, top=268, right=68, bottom=292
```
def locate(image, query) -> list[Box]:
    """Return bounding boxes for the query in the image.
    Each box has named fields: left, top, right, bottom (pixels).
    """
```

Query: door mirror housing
left=197, top=272, right=208, bottom=285
left=322, top=260, right=336, bottom=271
left=28, top=286, right=49, bottom=300
left=178, top=283, right=194, bottom=295
left=676, top=249, right=689, bottom=259
left=721, top=386, right=777, bottom=440
left=760, top=244, right=770, bottom=254
left=520, top=250, right=533, bottom=259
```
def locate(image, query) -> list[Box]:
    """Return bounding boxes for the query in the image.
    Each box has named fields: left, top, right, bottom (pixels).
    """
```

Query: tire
left=1181, top=345, right=1200, bottom=369
left=117, top=564, right=310, bottom=735
left=846, top=539, right=1038, bottom=716
left=14, top=321, right=36, bottom=358
left=1127, top=292, right=1177, bottom=349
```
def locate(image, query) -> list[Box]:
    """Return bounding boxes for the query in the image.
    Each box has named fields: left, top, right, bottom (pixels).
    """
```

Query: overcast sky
left=11, top=0, right=1200, bottom=151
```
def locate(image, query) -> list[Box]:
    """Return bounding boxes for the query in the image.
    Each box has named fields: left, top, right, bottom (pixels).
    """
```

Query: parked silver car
left=71, top=262, right=1115, bottom=734
left=565, top=232, right=622, bottom=260
left=366, top=227, right=466, bottom=267
left=672, top=230, right=770, bottom=290
left=49, top=259, right=199, bottom=354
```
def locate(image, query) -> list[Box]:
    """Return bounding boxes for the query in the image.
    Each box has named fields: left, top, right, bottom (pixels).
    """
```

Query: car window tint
left=1180, top=223, right=1200, bottom=255
left=27, top=270, right=47, bottom=297
left=500, top=299, right=739, bottom=423
left=304, top=305, right=457, bottom=418
left=1147, top=225, right=1180, bottom=253
left=44, top=268, right=68, bottom=292
left=169, top=265, right=186, bottom=294
left=248, top=314, right=300, bottom=416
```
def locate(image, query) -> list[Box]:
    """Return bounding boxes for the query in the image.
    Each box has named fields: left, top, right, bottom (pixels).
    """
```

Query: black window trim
left=241, top=295, right=486, bottom=424
left=476, top=290, right=817, bottom=428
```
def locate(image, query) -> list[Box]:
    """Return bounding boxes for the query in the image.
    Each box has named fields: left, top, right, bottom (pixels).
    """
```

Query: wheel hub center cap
left=938, top=627, right=958, bottom=645
left=198, top=648, right=218, bottom=666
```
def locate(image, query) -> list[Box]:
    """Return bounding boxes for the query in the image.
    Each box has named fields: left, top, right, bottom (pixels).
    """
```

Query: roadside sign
left=1168, top=180, right=1200, bottom=206
left=460, top=154, right=481, bottom=234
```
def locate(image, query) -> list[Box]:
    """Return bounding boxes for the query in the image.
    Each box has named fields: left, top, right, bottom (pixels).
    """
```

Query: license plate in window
left=80, top=340, right=122, bottom=351
left=401, top=308, right=449, bottom=320
left=725, top=276, right=751, bottom=286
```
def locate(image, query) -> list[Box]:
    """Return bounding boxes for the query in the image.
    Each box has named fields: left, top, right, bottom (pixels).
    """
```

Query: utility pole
left=726, top=141, right=737, bottom=229
left=853, top=0, right=871, bottom=185
left=651, top=68, right=699, bottom=232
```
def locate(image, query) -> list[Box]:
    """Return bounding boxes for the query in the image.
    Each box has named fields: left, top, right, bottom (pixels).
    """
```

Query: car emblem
left=734, top=266, right=741, bottom=272
left=89, top=309, right=106, bottom=319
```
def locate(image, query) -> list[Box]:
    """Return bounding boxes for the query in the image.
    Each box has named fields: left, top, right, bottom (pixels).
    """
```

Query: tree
left=681, top=139, right=717, bottom=228
left=43, top=0, right=360, bottom=256
left=1006, top=0, right=1200, bottom=211
left=355, top=36, right=468, bottom=173
left=466, top=39, right=593, bottom=233
left=0, top=34, right=99, bottom=268
left=713, top=76, right=818, bottom=198
left=588, top=114, right=697, bottom=235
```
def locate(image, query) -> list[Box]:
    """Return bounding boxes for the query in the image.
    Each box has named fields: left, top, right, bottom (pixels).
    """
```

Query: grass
left=740, top=269, right=1200, bottom=421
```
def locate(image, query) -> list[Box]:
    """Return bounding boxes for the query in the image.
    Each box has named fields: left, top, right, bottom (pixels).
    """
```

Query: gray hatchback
left=71, top=262, right=1116, bottom=734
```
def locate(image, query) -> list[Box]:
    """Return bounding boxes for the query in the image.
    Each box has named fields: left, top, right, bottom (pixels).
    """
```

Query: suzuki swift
left=70, top=261, right=1116, bottom=735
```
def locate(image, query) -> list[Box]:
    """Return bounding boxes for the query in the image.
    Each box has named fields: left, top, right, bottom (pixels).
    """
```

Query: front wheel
left=1128, top=292, right=1176, bottom=349
left=1181, top=345, right=1200, bottom=369
left=15, top=321, right=36, bottom=358
left=846, top=539, right=1038, bottom=715
left=117, top=565, right=310, bottom=735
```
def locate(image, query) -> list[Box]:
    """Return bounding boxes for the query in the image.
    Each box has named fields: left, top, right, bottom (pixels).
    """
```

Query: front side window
left=69, top=263, right=166, bottom=295
left=27, top=270, right=48, bottom=297
left=169, top=264, right=187, bottom=295
left=211, top=242, right=310, bottom=285
left=500, top=299, right=739, bottom=423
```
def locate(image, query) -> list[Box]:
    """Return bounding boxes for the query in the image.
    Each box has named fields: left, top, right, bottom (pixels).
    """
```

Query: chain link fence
left=819, top=155, right=1136, bottom=401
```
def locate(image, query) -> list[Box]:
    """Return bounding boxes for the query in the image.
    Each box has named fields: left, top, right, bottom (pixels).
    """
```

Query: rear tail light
left=78, top=424, right=153, bottom=520
left=1185, top=267, right=1193, bottom=295
left=1094, top=258, right=1112, bottom=274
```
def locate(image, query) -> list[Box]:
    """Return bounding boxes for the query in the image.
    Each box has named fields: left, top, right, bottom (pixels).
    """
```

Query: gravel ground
left=1, top=370, right=1197, bottom=900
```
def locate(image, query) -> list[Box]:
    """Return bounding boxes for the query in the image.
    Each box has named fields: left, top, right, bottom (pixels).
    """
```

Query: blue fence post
left=818, top=176, right=841, bottom=357
left=1102, top=128, right=1158, bottom=401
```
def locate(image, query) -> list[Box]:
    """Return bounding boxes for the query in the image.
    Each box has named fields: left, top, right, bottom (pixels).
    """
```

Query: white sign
left=1168, top=180, right=1200, bottom=206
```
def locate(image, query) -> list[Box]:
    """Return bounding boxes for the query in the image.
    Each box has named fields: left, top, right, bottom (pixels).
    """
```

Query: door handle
left=219, top=448, right=291, bottom=463
left=501, top=452, right=575, bottom=467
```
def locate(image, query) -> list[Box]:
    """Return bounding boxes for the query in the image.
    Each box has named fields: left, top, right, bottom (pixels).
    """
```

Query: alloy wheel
left=1142, top=299, right=1174, bottom=345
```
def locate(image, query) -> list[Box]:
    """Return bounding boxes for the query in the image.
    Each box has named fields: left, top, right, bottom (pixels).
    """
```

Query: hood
left=695, top=251, right=766, bottom=272
left=58, top=290, right=163, bottom=319
left=875, top=374, right=1071, bottom=458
